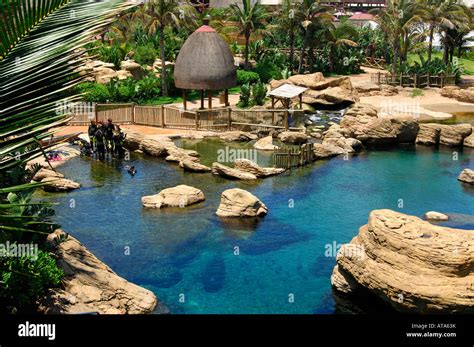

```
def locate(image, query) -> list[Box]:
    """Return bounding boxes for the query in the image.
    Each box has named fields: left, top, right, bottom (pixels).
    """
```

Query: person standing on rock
left=88, top=120, right=98, bottom=152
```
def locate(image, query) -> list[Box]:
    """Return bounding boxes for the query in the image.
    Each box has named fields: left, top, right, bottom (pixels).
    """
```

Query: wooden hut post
left=208, top=90, right=213, bottom=109
left=183, top=90, right=187, bottom=110
left=299, top=94, right=303, bottom=109
left=225, top=89, right=229, bottom=107
left=200, top=90, right=205, bottom=110
left=285, top=109, right=289, bottom=130
left=271, top=96, right=275, bottom=125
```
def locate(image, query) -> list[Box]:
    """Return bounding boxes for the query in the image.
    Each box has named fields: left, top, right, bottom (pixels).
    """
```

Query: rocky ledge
left=38, top=232, right=159, bottom=314
left=331, top=209, right=474, bottom=313
left=216, top=188, right=268, bottom=218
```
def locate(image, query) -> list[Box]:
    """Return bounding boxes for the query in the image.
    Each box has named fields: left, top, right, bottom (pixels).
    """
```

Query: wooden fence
left=362, top=57, right=386, bottom=70
left=69, top=103, right=303, bottom=132
left=371, top=72, right=456, bottom=88
left=273, top=143, right=315, bottom=169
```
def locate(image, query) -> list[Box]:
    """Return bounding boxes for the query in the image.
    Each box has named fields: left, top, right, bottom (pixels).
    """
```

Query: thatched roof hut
left=174, top=22, right=236, bottom=91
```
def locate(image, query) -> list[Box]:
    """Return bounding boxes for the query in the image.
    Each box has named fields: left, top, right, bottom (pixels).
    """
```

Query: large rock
left=32, top=168, right=64, bottom=182
left=179, top=159, right=211, bottom=173
left=211, top=162, right=257, bottom=180
left=216, top=188, right=268, bottom=218
left=234, top=159, right=285, bottom=177
left=94, top=67, right=117, bottom=85
left=464, top=133, right=474, bottom=147
left=416, top=124, right=441, bottom=145
left=120, top=60, right=144, bottom=80
left=425, top=211, right=449, bottom=221
left=302, top=77, right=359, bottom=106
left=389, top=116, right=419, bottom=143
left=331, top=210, right=474, bottom=313
left=253, top=136, right=279, bottom=151
left=142, top=185, right=205, bottom=209
left=458, top=168, right=474, bottom=185
left=218, top=131, right=257, bottom=142
left=352, top=80, right=381, bottom=94
left=287, top=72, right=325, bottom=89
left=313, top=143, right=346, bottom=159
left=439, top=124, right=472, bottom=146
left=38, top=234, right=158, bottom=314
left=341, top=116, right=399, bottom=145
left=278, top=131, right=309, bottom=144
left=41, top=177, right=80, bottom=192
left=344, top=103, right=378, bottom=118
left=441, top=86, right=474, bottom=103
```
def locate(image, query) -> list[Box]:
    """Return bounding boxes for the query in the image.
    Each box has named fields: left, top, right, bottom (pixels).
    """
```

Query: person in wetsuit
left=113, top=125, right=127, bottom=158
left=94, top=122, right=106, bottom=159
left=88, top=120, right=98, bottom=152
left=104, top=118, right=115, bottom=152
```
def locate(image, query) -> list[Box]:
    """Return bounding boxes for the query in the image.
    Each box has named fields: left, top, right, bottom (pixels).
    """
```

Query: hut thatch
left=174, top=24, right=236, bottom=91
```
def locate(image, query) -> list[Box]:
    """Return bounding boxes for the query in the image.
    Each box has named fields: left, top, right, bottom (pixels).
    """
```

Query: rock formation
left=234, top=159, right=285, bottom=177
left=278, top=131, right=309, bottom=144
left=142, top=185, right=205, bottom=209
left=218, top=131, right=258, bottom=142
left=458, top=168, right=474, bottom=185
left=253, top=135, right=279, bottom=151
left=331, top=209, right=474, bottom=313
left=425, top=211, right=449, bottom=221
left=179, top=159, right=211, bottom=173
left=211, top=163, right=258, bottom=180
left=41, top=177, right=80, bottom=192
left=38, top=233, right=159, bottom=314
left=32, top=168, right=64, bottom=182
left=216, top=188, right=268, bottom=218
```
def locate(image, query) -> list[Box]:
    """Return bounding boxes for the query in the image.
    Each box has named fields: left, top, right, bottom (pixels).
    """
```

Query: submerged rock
left=142, top=185, right=205, bottom=209
left=331, top=209, right=474, bottom=313
left=458, top=168, right=474, bottom=185
left=211, top=162, right=258, bottom=180
left=37, top=235, right=159, bottom=314
left=234, top=159, right=285, bottom=178
left=216, top=188, right=268, bottom=218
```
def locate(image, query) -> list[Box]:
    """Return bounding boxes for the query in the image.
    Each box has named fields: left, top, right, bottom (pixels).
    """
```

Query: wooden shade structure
left=174, top=18, right=236, bottom=110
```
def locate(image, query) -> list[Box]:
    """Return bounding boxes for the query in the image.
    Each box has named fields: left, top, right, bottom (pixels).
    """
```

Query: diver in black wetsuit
left=104, top=118, right=115, bottom=152
left=113, top=125, right=127, bottom=158
left=126, top=165, right=136, bottom=176
left=88, top=120, right=98, bottom=152
left=94, top=123, right=106, bottom=160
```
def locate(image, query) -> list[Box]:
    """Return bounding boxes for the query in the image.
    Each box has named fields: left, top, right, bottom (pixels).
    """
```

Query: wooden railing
left=371, top=72, right=456, bottom=88
left=362, top=57, right=386, bottom=70
left=273, top=143, right=315, bottom=169
left=69, top=103, right=303, bottom=132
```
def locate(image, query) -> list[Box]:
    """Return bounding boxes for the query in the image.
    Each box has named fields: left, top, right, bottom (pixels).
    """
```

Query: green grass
left=407, top=52, right=474, bottom=75
left=141, top=87, right=241, bottom=106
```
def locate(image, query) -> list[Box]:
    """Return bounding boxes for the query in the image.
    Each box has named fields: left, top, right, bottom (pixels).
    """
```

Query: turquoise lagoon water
left=40, top=141, right=474, bottom=314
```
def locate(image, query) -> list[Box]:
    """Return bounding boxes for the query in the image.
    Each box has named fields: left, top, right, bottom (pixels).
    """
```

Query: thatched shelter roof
left=174, top=24, right=236, bottom=90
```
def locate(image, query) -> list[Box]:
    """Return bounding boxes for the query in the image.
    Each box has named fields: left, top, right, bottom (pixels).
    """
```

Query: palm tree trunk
left=160, top=26, right=168, bottom=97
left=298, top=29, right=309, bottom=74
left=428, top=25, right=434, bottom=62
left=244, top=31, right=250, bottom=71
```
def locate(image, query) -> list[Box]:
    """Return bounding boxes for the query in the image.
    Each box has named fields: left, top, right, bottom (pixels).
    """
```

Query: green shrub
left=411, top=88, right=424, bottom=98
left=251, top=81, right=267, bottom=106
left=97, top=45, right=126, bottom=70
left=134, top=44, right=157, bottom=66
left=237, top=83, right=251, bottom=108
left=254, top=58, right=283, bottom=83
left=0, top=250, right=63, bottom=311
left=76, top=83, right=111, bottom=103
left=237, top=69, right=260, bottom=85
left=135, top=75, right=162, bottom=102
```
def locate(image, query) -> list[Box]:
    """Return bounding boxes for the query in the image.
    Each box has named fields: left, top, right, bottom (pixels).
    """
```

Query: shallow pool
left=38, top=141, right=474, bottom=314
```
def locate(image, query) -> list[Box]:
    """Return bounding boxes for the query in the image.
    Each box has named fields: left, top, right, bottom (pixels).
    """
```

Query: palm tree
left=297, top=0, right=332, bottom=73
left=277, top=0, right=304, bottom=71
left=228, top=0, right=268, bottom=70
left=143, top=0, right=182, bottom=96
left=317, top=20, right=359, bottom=73
left=415, top=0, right=470, bottom=63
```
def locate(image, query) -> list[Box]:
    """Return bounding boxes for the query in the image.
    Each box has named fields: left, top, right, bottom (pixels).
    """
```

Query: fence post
left=427, top=73, right=430, bottom=87
left=161, top=105, right=165, bottom=128
left=377, top=72, right=381, bottom=85
left=287, top=148, right=291, bottom=169
left=132, top=103, right=135, bottom=124
left=94, top=103, right=98, bottom=123
left=195, top=110, right=199, bottom=130
left=227, top=108, right=232, bottom=131
left=414, top=74, right=417, bottom=88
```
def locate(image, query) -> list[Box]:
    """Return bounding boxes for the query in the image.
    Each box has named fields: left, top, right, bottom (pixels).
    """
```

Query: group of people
left=87, top=118, right=126, bottom=159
